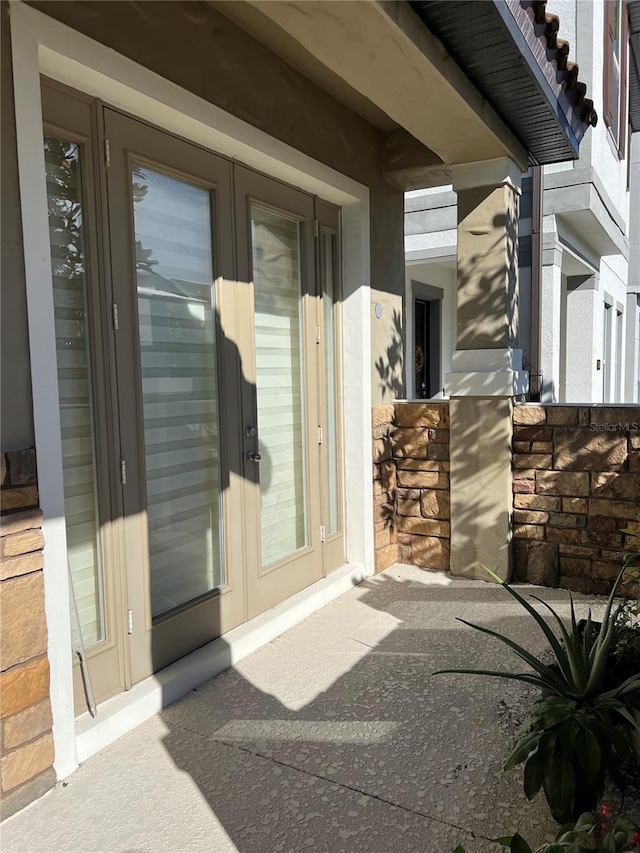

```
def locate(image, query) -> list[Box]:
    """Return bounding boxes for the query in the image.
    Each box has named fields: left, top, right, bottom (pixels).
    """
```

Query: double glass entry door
left=42, top=84, right=343, bottom=712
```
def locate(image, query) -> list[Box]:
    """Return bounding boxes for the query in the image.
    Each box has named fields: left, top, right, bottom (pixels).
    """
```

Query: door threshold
left=74, top=561, right=370, bottom=767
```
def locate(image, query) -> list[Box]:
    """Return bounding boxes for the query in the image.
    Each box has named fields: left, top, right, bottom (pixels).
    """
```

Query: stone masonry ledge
left=1, top=565, right=630, bottom=853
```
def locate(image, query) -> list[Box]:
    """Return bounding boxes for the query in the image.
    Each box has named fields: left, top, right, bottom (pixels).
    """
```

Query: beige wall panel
left=456, top=184, right=520, bottom=351
left=449, top=396, right=513, bottom=580
left=1, top=5, right=35, bottom=452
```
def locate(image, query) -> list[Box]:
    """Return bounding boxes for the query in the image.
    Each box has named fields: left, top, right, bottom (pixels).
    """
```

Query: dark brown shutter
left=619, top=1, right=629, bottom=158
left=603, top=0, right=615, bottom=128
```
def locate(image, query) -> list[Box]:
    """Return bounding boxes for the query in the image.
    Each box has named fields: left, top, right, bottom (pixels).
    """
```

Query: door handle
left=246, top=451, right=261, bottom=463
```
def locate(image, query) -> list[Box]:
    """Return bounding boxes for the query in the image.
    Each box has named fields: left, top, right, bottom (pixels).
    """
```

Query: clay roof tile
left=526, top=0, right=597, bottom=127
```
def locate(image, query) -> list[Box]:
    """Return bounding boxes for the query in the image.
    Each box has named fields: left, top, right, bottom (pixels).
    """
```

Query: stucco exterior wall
left=631, top=133, right=640, bottom=289
left=627, top=133, right=640, bottom=403
left=600, top=255, right=629, bottom=401
left=405, top=0, right=635, bottom=406
left=570, top=0, right=631, bottom=226
left=541, top=0, right=633, bottom=405
left=1, top=5, right=35, bottom=453
left=26, top=0, right=406, bottom=404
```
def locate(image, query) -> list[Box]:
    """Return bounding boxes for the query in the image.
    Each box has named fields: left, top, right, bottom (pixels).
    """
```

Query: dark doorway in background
left=410, top=283, right=442, bottom=400
left=414, top=298, right=431, bottom=398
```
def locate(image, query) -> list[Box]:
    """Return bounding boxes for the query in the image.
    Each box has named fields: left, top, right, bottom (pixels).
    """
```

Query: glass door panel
left=235, top=167, right=322, bottom=618
left=45, top=134, right=105, bottom=649
left=43, top=91, right=345, bottom=707
left=105, top=107, right=242, bottom=683
left=131, top=166, right=223, bottom=617
left=251, top=205, right=308, bottom=567
left=42, top=79, right=125, bottom=714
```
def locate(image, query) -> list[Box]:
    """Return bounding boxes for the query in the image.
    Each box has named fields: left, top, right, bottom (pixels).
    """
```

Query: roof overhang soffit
left=409, top=0, right=597, bottom=164
left=240, top=0, right=529, bottom=170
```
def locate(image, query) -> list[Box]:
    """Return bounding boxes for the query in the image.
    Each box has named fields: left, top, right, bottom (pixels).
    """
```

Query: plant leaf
left=543, top=753, right=576, bottom=822
left=479, top=573, right=581, bottom=676
left=434, top=667, right=556, bottom=691
left=584, top=614, right=618, bottom=697
left=600, top=720, right=632, bottom=759
left=509, top=834, right=534, bottom=853
left=572, top=813, right=596, bottom=832
left=583, top=610, right=594, bottom=661
left=575, top=726, right=601, bottom=779
left=558, top=719, right=580, bottom=762
left=504, top=731, right=542, bottom=771
left=529, top=596, right=584, bottom=687
left=523, top=753, right=545, bottom=799
left=609, top=704, right=639, bottom=728
left=599, top=673, right=640, bottom=701
left=449, top=618, right=570, bottom=690
left=480, top=565, right=506, bottom=585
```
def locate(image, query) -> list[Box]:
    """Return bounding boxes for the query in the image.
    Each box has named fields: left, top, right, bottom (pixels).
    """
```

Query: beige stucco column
left=447, top=159, right=528, bottom=581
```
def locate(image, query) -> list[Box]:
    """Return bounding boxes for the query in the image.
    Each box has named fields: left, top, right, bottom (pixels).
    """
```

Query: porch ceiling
left=216, top=0, right=529, bottom=170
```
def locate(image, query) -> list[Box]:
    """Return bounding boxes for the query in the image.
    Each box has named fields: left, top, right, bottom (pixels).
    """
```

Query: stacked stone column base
left=1, top=450, right=55, bottom=820
left=373, top=403, right=450, bottom=572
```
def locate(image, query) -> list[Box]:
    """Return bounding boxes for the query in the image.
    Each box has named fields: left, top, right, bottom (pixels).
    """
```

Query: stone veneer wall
left=373, top=403, right=451, bottom=573
left=0, top=449, right=55, bottom=819
left=373, top=405, right=398, bottom=570
left=513, top=405, right=640, bottom=595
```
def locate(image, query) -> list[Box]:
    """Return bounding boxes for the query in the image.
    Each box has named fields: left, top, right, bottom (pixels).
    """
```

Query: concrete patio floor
left=2, top=564, right=619, bottom=853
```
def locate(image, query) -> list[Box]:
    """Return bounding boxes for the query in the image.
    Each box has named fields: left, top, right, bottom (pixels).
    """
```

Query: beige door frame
left=315, top=199, right=346, bottom=574
left=41, top=81, right=128, bottom=711
left=234, top=165, right=324, bottom=619
left=41, top=83, right=345, bottom=705
left=104, top=108, right=246, bottom=684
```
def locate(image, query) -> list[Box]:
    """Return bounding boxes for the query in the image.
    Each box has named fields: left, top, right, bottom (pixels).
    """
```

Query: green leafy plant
left=621, top=522, right=640, bottom=584
left=436, top=568, right=640, bottom=823
left=456, top=840, right=533, bottom=852
left=503, top=694, right=634, bottom=822
left=548, top=806, right=640, bottom=852
left=454, top=805, right=640, bottom=852
left=611, top=523, right=640, bottom=696
left=611, top=597, right=640, bottom=685
left=455, top=840, right=535, bottom=853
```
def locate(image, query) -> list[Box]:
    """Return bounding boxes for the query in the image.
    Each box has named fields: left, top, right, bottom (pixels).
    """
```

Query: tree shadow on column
left=374, top=308, right=405, bottom=401
left=450, top=198, right=521, bottom=582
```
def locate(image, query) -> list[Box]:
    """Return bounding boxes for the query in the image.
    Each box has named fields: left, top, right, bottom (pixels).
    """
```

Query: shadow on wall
left=375, top=308, right=404, bottom=401
left=456, top=197, right=519, bottom=351
left=449, top=391, right=513, bottom=581
left=443, top=190, right=520, bottom=579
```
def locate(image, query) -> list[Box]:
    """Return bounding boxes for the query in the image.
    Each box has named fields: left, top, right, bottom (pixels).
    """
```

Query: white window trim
left=10, top=0, right=373, bottom=779
left=606, top=0, right=624, bottom=150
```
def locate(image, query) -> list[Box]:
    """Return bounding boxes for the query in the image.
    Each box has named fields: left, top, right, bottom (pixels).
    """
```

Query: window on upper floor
left=604, top=0, right=629, bottom=158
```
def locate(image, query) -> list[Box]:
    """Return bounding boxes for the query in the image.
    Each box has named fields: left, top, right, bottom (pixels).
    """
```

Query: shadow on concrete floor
left=3, top=565, right=629, bottom=853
